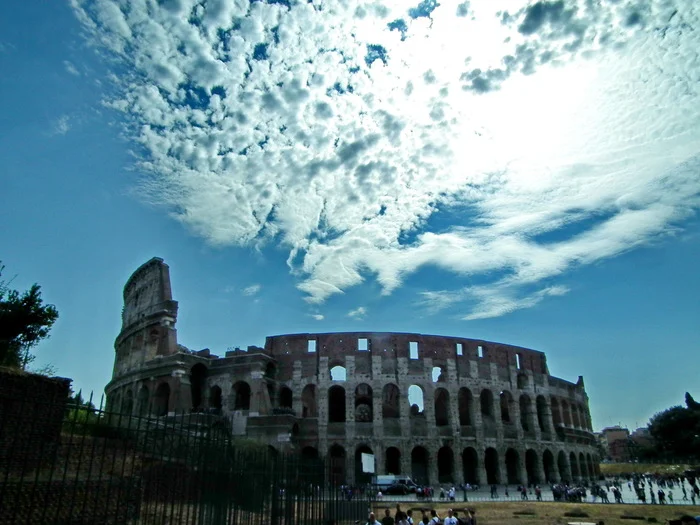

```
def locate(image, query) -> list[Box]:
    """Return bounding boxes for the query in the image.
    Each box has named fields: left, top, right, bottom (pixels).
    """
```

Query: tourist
left=443, top=509, right=458, bottom=525
left=382, top=508, right=395, bottom=525
left=366, top=512, right=381, bottom=525
left=406, top=509, right=414, bottom=525
left=430, top=509, right=441, bottom=524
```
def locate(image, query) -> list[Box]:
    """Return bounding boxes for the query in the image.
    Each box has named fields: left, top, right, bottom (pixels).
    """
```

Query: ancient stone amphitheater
left=106, top=257, right=600, bottom=487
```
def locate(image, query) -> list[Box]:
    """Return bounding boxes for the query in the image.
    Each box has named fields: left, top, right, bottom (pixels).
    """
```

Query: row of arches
left=317, top=444, right=599, bottom=486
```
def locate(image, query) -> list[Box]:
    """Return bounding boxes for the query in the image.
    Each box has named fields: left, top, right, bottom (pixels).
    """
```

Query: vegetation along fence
left=0, top=393, right=370, bottom=525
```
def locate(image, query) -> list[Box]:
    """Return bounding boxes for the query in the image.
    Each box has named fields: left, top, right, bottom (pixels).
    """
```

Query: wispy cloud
left=64, top=60, right=80, bottom=76
left=50, top=115, right=71, bottom=136
left=72, top=0, right=700, bottom=319
left=242, top=284, right=261, bottom=297
left=309, top=313, right=325, bottom=321
left=347, top=307, right=367, bottom=320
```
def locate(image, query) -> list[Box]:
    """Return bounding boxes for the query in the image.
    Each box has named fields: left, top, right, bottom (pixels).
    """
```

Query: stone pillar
left=535, top=452, right=546, bottom=485
left=373, top=386, right=384, bottom=440
left=428, top=444, right=438, bottom=487
left=424, top=387, right=436, bottom=438
left=375, top=447, right=385, bottom=475
left=401, top=445, right=412, bottom=479
left=511, top=398, right=524, bottom=441
left=476, top=448, right=487, bottom=486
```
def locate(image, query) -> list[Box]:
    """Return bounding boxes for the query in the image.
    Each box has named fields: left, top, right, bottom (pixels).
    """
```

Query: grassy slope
left=600, top=463, right=694, bottom=476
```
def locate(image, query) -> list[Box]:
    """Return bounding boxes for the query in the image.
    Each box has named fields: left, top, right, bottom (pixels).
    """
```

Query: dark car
left=383, top=483, right=410, bottom=495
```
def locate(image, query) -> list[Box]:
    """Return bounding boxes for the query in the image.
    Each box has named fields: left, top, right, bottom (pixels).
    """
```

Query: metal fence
left=0, top=393, right=371, bottom=525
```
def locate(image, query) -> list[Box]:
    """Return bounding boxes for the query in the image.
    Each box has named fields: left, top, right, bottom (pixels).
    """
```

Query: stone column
left=373, top=385, right=384, bottom=440
left=476, top=448, right=487, bottom=486
left=511, top=398, right=524, bottom=441
left=401, top=445, right=412, bottom=479
left=535, top=452, right=546, bottom=485
left=428, top=444, right=438, bottom=487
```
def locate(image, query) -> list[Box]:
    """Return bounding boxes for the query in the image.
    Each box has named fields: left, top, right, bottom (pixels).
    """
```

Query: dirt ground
left=372, top=501, right=700, bottom=525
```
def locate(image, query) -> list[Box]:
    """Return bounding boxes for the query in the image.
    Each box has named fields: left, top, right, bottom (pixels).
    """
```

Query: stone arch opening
left=111, top=392, right=121, bottom=414
left=210, top=385, right=222, bottom=411
left=264, top=362, right=277, bottom=379
left=355, top=444, right=374, bottom=485
left=386, top=447, right=401, bottom=475
left=408, top=385, right=424, bottom=416
left=411, top=446, right=429, bottom=485
left=562, top=400, right=572, bottom=426
left=579, top=452, right=588, bottom=478
left=458, top=388, right=473, bottom=425
left=137, top=386, right=149, bottom=416
left=520, top=394, right=533, bottom=432
left=437, top=446, right=454, bottom=483
left=328, top=385, right=346, bottom=423
left=517, top=373, right=528, bottom=389
left=526, top=449, right=539, bottom=485
left=505, top=448, right=520, bottom=484
left=536, top=395, right=548, bottom=432
left=586, top=453, right=594, bottom=479
left=462, top=447, right=478, bottom=485
left=434, top=388, right=450, bottom=427
left=500, top=390, right=513, bottom=423
left=190, top=363, right=207, bottom=410
left=382, top=383, right=400, bottom=418
left=543, top=450, right=555, bottom=483
left=279, top=386, right=293, bottom=409
left=551, top=397, right=562, bottom=426
left=569, top=451, right=580, bottom=479
left=154, top=382, right=170, bottom=416
left=484, top=447, right=500, bottom=485
left=480, top=389, right=494, bottom=420
left=557, top=451, right=569, bottom=482
left=302, top=384, right=317, bottom=417
left=330, top=365, right=346, bottom=381
left=329, top=445, right=346, bottom=485
left=355, top=383, right=373, bottom=422
left=123, top=390, right=134, bottom=416
left=233, top=381, right=251, bottom=410
left=301, top=446, right=319, bottom=461
left=432, top=365, right=446, bottom=383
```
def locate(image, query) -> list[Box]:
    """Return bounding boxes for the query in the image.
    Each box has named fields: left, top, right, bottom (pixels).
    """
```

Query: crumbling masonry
left=106, top=257, right=600, bottom=487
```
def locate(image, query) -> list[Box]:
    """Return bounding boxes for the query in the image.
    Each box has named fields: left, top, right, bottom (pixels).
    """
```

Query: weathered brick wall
left=0, top=368, right=71, bottom=472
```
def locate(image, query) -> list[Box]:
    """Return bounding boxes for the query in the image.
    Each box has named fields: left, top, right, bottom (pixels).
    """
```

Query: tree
left=648, top=402, right=700, bottom=460
left=0, top=262, right=58, bottom=369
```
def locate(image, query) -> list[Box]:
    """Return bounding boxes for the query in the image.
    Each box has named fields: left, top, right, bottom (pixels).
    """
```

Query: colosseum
left=106, top=257, right=600, bottom=487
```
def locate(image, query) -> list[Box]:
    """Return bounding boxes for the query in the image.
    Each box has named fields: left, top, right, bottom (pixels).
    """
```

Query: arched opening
left=432, top=365, right=445, bottom=382
left=386, top=447, right=401, bottom=475
left=551, top=397, right=562, bottom=426
left=411, top=446, right=429, bottom=485
left=557, top=451, right=570, bottom=483
left=301, top=446, right=319, bottom=462
left=434, top=388, right=450, bottom=427
left=264, top=362, right=277, bottom=380
left=571, top=405, right=580, bottom=428
left=111, top=392, right=121, bottom=414
left=328, top=385, right=346, bottom=423
left=484, top=448, right=500, bottom=485
left=569, top=452, right=580, bottom=479
left=382, top=383, right=400, bottom=418
left=562, top=400, right=572, bottom=427
left=586, top=453, right=594, bottom=479
left=190, top=363, right=207, bottom=411
left=408, top=385, right=424, bottom=416
left=279, top=386, right=293, bottom=409
left=355, top=445, right=374, bottom=485
left=330, top=365, right=346, bottom=381
left=154, top=382, right=170, bottom=416
left=505, top=448, right=520, bottom=484
left=526, top=449, right=539, bottom=484
left=462, top=447, right=478, bottom=485
left=480, top=389, right=494, bottom=419
left=301, top=384, right=317, bottom=417
left=137, top=387, right=149, bottom=416
left=520, top=394, right=533, bottom=432
left=354, top=383, right=373, bottom=422
left=536, top=395, right=548, bottom=432
left=329, top=445, right=346, bottom=485
left=500, top=390, right=513, bottom=423
left=233, top=381, right=251, bottom=410
left=209, top=385, right=222, bottom=411
left=579, top=452, right=588, bottom=478
left=123, top=390, right=134, bottom=416
left=458, top=388, right=473, bottom=425
left=543, top=450, right=555, bottom=483
left=437, top=446, right=454, bottom=483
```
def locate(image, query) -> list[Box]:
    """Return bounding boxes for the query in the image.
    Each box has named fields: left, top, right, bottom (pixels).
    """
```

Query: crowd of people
left=363, top=505, right=476, bottom=525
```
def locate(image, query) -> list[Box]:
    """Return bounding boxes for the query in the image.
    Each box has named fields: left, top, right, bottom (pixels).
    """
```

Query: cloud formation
left=71, top=0, right=700, bottom=319
left=242, top=284, right=261, bottom=297
left=348, top=306, right=367, bottom=320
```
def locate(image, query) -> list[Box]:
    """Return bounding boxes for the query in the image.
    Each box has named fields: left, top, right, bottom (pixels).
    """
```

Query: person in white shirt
left=366, top=512, right=381, bottom=525
left=443, top=509, right=458, bottom=525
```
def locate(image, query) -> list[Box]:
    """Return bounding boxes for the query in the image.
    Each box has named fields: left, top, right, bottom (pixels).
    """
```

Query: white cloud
left=72, top=0, right=700, bottom=319
left=51, top=115, right=71, bottom=136
left=309, top=313, right=325, bottom=321
left=348, top=306, right=367, bottom=320
left=64, top=60, right=80, bottom=76
left=242, top=284, right=261, bottom=296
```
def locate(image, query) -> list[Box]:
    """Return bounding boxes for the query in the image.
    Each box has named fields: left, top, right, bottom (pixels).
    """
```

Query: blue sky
left=1, top=0, right=699, bottom=432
